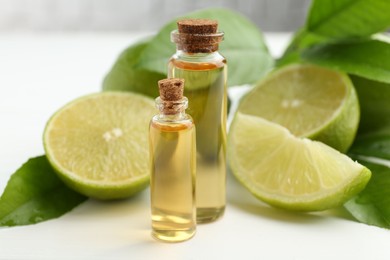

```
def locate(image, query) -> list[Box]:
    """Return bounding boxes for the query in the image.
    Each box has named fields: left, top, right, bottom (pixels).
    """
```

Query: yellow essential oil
left=149, top=78, right=196, bottom=242
left=168, top=19, right=227, bottom=223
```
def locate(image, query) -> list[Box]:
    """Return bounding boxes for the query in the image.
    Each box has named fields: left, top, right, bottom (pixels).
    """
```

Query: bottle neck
left=155, top=97, right=188, bottom=121
left=173, top=50, right=224, bottom=64
left=175, top=49, right=220, bottom=57
left=175, top=44, right=220, bottom=54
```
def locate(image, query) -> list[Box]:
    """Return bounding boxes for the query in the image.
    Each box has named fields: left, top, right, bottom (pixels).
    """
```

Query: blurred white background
left=0, top=0, right=311, bottom=32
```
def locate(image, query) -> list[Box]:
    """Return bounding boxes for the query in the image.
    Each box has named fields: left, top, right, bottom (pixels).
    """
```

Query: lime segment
left=228, top=113, right=371, bottom=211
left=43, top=92, right=155, bottom=200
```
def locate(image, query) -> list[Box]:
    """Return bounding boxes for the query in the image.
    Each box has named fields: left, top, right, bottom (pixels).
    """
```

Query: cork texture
left=175, top=19, right=221, bottom=53
left=177, top=19, right=218, bottom=34
left=158, top=78, right=184, bottom=101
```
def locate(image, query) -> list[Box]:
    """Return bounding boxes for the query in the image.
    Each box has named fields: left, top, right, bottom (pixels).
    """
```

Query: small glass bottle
left=149, top=78, right=196, bottom=242
left=168, top=19, right=227, bottom=223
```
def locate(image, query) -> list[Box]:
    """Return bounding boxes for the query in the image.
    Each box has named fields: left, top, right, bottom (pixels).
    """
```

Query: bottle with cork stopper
left=168, top=19, right=227, bottom=223
left=149, top=78, right=196, bottom=242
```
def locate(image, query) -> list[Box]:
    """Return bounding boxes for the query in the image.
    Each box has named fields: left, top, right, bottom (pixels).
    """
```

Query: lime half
left=43, top=92, right=155, bottom=200
left=237, top=64, right=359, bottom=152
left=228, top=113, right=371, bottom=211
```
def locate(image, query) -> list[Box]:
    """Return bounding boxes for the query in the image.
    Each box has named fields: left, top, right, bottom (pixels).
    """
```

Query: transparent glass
left=168, top=49, right=227, bottom=223
left=149, top=97, right=196, bottom=242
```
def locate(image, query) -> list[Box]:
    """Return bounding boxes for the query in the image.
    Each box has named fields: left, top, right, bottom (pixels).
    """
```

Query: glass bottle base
left=152, top=228, right=196, bottom=243
left=196, top=206, right=225, bottom=224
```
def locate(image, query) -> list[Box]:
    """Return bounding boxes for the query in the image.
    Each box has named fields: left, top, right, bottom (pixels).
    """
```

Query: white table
left=0, top=33, right=389, bottom=260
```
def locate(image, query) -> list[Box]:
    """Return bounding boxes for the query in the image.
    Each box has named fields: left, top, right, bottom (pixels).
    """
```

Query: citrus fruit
left=237, top=64, right=359, bottom=152
left=228, top=113, right=371, bottom=211
left=43, top=92, right=155, bottom=200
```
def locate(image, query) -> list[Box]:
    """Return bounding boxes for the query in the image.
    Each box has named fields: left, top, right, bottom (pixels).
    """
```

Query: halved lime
left=43, top=92, right=155, bottom=200
left=237, top=64, right=359, bottom=152
left=228, top=113, right=371, bottom=211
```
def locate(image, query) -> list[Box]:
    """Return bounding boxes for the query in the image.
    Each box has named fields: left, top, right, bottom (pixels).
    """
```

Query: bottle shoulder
left=169, top=51, right=226, bottom=70
left=150, top=115, right=195, bottom=132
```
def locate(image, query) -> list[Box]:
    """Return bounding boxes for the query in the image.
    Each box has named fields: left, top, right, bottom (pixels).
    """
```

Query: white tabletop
left=0, top=32, right=389, bottom=260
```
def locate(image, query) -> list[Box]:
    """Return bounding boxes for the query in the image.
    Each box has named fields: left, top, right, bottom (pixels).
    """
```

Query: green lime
left=43, top=92, right=155, bottom=200
left=228, top=113, right=371, bottom=211
left=237, top=64, right=359, bottom=152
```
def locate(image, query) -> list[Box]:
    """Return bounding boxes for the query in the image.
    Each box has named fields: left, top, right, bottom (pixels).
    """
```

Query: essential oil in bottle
left=149, top=78, right=196, bottom=242
left=168, top=19, right=227, bottom=223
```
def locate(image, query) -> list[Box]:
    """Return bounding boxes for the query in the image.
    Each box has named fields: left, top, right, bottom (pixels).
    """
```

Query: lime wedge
left=228, top=113, right=371, bottom=211
left=43, top=92, right=155, bottom=200
left=237, top=64, right=359, bottom=152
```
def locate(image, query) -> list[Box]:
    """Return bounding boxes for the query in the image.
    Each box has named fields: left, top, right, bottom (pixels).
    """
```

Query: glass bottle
left=149, top=78, right=196, bottom=242
left=168, top=19, right=227, bottom=223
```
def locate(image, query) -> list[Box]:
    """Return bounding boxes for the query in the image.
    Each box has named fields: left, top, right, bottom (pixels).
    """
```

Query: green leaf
left=301, top=39, right=390, bottom=84
left=345, top=159, right=390, bottom=228
left=282, top=0, right=390, bottom=60
left=281, top=29, right=328, bottom=58
left=349, top=129, right=390, bottom=160
left=103, top=37, right=164, bottom=98
left=135, top=8, right=274, bottom=86
left=350, top=75, right=390, bottom=133
left=0, top=156, right=87, bottom=227
left=307, top=0, right=390, bottom=39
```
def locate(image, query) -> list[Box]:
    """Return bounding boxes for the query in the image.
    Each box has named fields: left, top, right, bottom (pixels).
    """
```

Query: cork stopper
left=158, top=78, right=184, bottom=101
left=157, top=78, right=186, bottom=115
left=177, top=19, right=218, bottom=34
left=172, top=19, right=223, bottom=53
